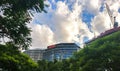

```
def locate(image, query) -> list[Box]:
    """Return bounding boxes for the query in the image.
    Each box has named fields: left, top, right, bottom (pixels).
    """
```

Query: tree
left=0, top=43, right=38, bottom=71
left=0, top=0, right=46, bottom=49
left=37, top=60, right=49, bottom=71
left=72, top=31, right=120, bottom=71
left=0, top=0, right=46, bottom=71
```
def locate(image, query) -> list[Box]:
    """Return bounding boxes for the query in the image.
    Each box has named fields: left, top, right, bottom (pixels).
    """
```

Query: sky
left=29, top=0, right=120, bottom=49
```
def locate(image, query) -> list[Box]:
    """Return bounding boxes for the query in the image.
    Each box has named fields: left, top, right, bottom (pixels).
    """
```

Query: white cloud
left=80, top=0, right=101, bottom=15
left=51, top=1, right=93, bottom=44
left=56, top=1, right=70, bottom=16
left=29, top=0, right=120, bottom=49
left=105, top=0, right=120, bottom=16
left=30, top=0, right=93, bottom=49
left=29, top=23, right=54, bottom=49
left=91, top=0, right=120, bottom=36
left=91, top=12, right=111, bottom=36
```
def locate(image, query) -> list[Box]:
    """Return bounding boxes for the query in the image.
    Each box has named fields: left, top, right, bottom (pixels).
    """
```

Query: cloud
left=91, top=0, right=120, bottom=36
left=79, top=0, right=102, bottom=15
left=51, top=1, right=93, bottom=44
left=29, top=0, right=120, bottom=49
left=91, top=12, right=111, bottom=36
left=29, top=23, right=54, bottom=49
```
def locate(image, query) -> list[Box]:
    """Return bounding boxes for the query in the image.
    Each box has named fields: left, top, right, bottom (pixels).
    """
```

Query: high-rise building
left=43, top=43, right=80, bottom=61
left=24, top=49, right=44, bottom=62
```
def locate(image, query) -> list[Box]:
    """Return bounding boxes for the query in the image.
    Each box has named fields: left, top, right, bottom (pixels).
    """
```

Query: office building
left=24, top=49, right=44, bottom=62
left=43, top=43, right=80, bottom=61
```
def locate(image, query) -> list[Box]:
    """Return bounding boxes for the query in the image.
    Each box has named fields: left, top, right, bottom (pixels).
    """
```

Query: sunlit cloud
left=30, top=0, right=120, bottom=49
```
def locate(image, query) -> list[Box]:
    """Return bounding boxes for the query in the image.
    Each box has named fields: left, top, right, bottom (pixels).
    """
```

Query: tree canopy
left=72, top=31, right=120, bottom=71
left=0, top=0, right=46, bottom=71
left=0, top=43, right=38, bottom=71
left=0, top=0, right=46, bottom=49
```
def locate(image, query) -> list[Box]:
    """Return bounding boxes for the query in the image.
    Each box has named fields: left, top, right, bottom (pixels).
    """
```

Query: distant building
left=24, top=49, right=44, bottom=62
left=43, top=43, right=80, bottom=61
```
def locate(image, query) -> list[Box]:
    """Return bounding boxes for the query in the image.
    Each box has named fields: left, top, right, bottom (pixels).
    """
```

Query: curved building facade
left=43, top=43, right=80, bottom=61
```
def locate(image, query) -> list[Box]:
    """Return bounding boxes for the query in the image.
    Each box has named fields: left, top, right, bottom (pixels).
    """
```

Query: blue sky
left=30, top=0, right=120, bottom=49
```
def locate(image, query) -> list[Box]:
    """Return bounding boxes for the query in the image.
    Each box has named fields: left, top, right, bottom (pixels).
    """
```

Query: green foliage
left=0, top=0, right=45, bottom=49
left=0, top=0, right=45, bottom=71
left=72, top=31, right=120, bottom=71
left=37, top=60, right=49, bottom=71
left=37, top=59, right=70, bottom=71
left=0, top=44, right=38, bottom=71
